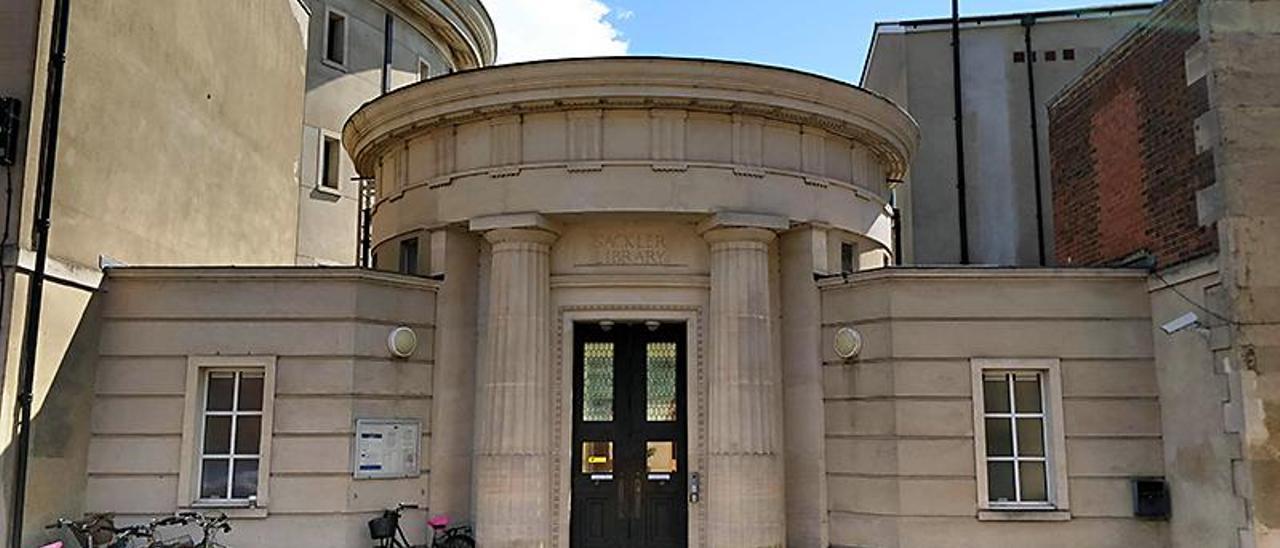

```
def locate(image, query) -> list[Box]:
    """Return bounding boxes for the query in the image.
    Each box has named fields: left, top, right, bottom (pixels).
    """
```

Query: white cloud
left=484, top=0, right=630, bottom=64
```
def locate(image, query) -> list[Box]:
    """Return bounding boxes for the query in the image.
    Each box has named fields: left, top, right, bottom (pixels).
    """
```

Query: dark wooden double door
left=571, top=322, right=688, bottom=548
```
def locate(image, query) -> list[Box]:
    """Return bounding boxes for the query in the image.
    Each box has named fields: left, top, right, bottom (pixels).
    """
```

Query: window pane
left=235, top=416, right=261, bottom=454
left=206, top=374, right=235, bottom=411
left=203, top=416, right=232, bottom=454
left=1016, top=418, right=1045, bottom=457
left=1014, top=374, right=1043, bottom=413
left=582, top=441, right=613, bottom=474
left=238, top=374, right=264, bottom=412
left=646, top=441, right=677, bottom=473
left=985, top=418, right=1013, bottom=457
left=987, top=461, right=1015, bottom=502
left=1019, top=461, right=1049, bottom=502
left=200, top=459, right=230, bottom=499
left=983, top=376, right=1010, bottom=413
left=582, top=343, right=614, bottom=422
left=232, top=459, right=259, bottom=499
left=647, top=342, right=678, bottom=422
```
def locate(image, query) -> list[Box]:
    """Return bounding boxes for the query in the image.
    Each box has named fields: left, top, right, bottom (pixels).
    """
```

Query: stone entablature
left=385, top=0, right=496, bottom=69
left=344, top=58, right=919, bottom=256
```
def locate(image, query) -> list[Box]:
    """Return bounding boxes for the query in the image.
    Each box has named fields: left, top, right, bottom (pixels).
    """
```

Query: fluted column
left=703, top=226, right=785, bottom=547
left=473, top=227, right=557, bottom=547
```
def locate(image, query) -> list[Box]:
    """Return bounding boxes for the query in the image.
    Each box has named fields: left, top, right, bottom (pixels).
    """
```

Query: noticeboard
left=354, top=418, right=421, bottom=480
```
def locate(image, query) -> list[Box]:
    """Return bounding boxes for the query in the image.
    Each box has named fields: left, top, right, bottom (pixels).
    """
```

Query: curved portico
left=346, top=57, right=918, bottom=548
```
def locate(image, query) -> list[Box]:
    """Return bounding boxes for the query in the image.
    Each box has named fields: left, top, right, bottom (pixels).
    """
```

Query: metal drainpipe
left=951, top=0, right=970, bottom=264
left=9, top=0, right=71, bottom=545
left=381, top=12, right=393, bottom=94
left=1022, top=16, right=1048, bottom=266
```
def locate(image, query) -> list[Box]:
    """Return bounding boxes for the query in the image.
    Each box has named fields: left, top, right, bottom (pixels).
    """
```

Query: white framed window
left=323, top=7, right=348, bottom=69
left=319, top=133, right=342, bottom=191
left=418, top=58, right=431, bottom=81
left=178, top=356, right=276, bottom=515
left=971, top=358, right=1070, bottom=520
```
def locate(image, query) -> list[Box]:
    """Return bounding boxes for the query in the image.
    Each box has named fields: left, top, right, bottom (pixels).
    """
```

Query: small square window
left=1013, top=51, right=1026, bottom=63
left=320, top=136, right=341, bottom=190
left=418, top=59, right=431, bottom=81
left=840, top=241, right=858, bottom=274
left=1062, top=49, right=1076, bottom=61
left=1045, top=50, right=1057, bottom=62
left=325, top=9, right=347, bottom=67
left=399, top=237, right=419, bottom=275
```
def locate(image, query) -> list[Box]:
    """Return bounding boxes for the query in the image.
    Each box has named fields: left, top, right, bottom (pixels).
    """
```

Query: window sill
left=978, top=509, right=1071, bottom=522
left=186, top=502, right=269, bottom=519
left=312, top=184, right=342, bottom=198
left=321, top=58, right=347, bottom=73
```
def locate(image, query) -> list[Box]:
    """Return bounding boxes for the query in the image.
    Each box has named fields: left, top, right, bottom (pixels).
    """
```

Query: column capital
left=470, top=212, right=560, bottom=235
left=697, top=211, right=788, bottom=237
left=482, top=227, right=559, bottom=247
left=701, top=226, right=776, bottom=246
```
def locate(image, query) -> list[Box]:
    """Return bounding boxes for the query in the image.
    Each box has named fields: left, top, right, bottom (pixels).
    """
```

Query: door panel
left=572, top=322, right=687, bottom=548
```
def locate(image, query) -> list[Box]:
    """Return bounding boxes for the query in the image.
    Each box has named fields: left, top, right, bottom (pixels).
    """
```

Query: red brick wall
left=1048, top=0, right=1216, bottom=268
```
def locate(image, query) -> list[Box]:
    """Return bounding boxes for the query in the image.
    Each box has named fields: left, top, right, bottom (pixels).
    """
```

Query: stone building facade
left=295, top=0, right=495, bottom=265
left=0, top=0, right=492, bottom=543
left=1049, top=0, right=1280, bottom=546
left=3, top=1, right=1278, bottom=547
left=69, top=57, right=1203, bottom=548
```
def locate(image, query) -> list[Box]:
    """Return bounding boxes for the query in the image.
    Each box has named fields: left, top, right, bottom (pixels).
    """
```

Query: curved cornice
left=344, top=57, right=919, bottom=179
left=386, top=0, right=497, bottom=69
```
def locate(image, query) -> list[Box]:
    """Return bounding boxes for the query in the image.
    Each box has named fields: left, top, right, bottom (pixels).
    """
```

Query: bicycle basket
left=368, top=514, right=398, bottom=540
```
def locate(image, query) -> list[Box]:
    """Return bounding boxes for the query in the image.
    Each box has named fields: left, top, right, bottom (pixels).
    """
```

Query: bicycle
left=43, top=514, right=120, bottom=548
left=368, top=503, right=474, bottom=548
left=171, top=511, right=232, bottom=548
left=43, top=511, right=231, bottom=548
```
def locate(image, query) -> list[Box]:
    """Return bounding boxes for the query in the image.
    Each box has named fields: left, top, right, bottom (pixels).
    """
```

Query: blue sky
left=486, top=0, right=1144, bottom=83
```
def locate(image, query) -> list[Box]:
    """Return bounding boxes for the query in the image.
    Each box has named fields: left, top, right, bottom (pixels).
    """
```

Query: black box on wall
left=1132, top=477, right=1171, bottom=520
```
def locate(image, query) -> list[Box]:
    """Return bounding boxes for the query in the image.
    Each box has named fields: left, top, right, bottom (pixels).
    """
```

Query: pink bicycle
left=367, top=503, right=474, bottom=548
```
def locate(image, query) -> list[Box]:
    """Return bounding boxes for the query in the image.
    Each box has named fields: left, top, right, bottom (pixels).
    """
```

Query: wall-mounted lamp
left=387, top=326, right=419, bottom=358
left=834, top=326, right=864, bottom=360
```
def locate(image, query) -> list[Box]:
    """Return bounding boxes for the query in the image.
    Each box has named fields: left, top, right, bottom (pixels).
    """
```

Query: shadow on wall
left=2, top=285, right=104, bottom=548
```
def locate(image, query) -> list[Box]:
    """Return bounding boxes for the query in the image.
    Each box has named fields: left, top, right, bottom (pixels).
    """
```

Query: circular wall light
left=833, top=326, right=864, bottom=359
left=388, top=326, right=418, bottom=359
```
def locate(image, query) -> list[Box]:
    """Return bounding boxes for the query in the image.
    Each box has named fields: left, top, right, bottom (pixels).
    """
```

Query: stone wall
left=1048, top=0, right=1216, bottom=269
left=81, top=268, right=437, bottom=547
left=820, top=269, right=1167, bottom=547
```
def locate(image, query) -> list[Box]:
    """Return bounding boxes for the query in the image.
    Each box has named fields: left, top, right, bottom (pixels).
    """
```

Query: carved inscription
left=594, top=233, right=668, bottom=265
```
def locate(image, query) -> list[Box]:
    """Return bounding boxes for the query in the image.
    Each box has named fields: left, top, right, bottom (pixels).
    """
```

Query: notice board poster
left=354, top=418, right=421, bottom=479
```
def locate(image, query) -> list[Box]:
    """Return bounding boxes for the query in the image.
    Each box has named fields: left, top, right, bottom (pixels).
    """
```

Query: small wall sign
left=354, top=418, right=421, bottom=479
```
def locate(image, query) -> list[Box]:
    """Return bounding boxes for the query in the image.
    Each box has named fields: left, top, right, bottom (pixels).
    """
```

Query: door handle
left=632, top=471, right=643, bottom=517
left=618, top=473, right=628, bottom=519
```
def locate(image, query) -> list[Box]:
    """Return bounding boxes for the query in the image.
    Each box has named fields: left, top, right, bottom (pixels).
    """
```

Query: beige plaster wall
left=820, top=269, right=1167, bottom=547
left=79, top=268, right=437, bottom=548
left=1, top=1, right=313, bottom=541
left=1148, top=255, right=1247, bottom=547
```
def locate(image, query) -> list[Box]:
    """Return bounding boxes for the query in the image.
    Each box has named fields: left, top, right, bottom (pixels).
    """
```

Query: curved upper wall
left=391, top=0, right=496, bottom=69
left=344, top=57, right=919, bottom=249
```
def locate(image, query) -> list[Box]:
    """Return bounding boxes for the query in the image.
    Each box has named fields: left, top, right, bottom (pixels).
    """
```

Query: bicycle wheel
left=435, top=533, right=475, bottom=548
